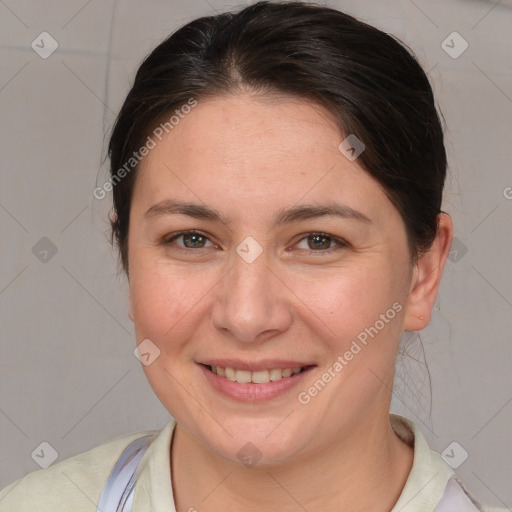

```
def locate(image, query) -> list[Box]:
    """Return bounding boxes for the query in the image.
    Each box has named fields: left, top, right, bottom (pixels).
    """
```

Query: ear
left=403, top=213, right=453, bottom=331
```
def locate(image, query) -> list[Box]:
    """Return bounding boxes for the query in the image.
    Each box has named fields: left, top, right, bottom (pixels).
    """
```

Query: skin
left=126, top=92, right=453, bottom=512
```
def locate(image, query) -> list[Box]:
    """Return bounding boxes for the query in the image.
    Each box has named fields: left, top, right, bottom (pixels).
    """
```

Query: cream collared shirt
left=0, top=414, right=506, bottom=511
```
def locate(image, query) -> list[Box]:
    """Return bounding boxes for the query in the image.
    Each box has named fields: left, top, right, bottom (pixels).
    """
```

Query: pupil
left=186, top=234, right=204, bottom=248
left=310, top=235, right=329, bottom=250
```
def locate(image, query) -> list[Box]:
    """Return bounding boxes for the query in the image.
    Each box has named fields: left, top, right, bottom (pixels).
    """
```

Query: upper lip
left=198, top=359, right=316, bottom=372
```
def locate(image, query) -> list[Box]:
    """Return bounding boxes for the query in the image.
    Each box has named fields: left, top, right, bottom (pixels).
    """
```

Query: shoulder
left=389, top=415, right=509, bottom=512
left=0, top=428, right=158, bottom=512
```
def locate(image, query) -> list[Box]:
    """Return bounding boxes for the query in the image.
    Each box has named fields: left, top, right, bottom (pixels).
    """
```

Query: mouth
left=198, top=362, right=317, bottom=402
left=203, top=364, right=314, bottom=384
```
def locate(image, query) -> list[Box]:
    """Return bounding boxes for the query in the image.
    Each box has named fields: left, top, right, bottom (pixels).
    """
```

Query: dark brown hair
left=108, top=0, right=447, bottom=277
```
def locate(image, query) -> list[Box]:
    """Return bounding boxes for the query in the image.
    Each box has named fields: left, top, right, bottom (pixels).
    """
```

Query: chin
left=195, top=415, right=314, bottom=468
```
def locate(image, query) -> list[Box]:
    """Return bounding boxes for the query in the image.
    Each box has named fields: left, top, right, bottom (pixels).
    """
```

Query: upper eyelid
left=163, top=230, right=215, bottom=246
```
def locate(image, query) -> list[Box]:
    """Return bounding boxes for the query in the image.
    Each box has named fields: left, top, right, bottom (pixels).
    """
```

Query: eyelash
left=160, top=229, right=349, bottom=255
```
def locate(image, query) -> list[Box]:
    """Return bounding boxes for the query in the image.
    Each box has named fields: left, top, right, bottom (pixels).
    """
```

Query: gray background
left=0, top=0, right=511, bottom=508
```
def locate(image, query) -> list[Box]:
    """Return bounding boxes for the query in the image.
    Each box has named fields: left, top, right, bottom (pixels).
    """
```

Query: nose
left=211, top=245, right=292, bottom=343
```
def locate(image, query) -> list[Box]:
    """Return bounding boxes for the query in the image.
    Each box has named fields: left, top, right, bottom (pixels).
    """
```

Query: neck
left=170, top=412, right=414, bottom=512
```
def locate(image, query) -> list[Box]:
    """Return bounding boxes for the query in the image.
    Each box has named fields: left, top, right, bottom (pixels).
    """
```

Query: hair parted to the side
left=108, top=0, right=448, bottom=278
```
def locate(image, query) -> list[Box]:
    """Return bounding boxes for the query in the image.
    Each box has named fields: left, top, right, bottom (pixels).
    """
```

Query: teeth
left=269, top=368, right=283, bottom=381
left=210, top=365, right=304, bottom=383
left=251, top=370, right=269, bottom=384
left=225, top=367, right=236, bottom=381
left=235, top=369, right=252, bottom=383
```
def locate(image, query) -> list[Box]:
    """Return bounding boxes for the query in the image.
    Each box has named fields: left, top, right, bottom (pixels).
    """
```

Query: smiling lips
left=199, top=361, right=316, bottom=401
left=208, top=365, right=304, bottom=383
left=199, top=360, right=316, bottom=384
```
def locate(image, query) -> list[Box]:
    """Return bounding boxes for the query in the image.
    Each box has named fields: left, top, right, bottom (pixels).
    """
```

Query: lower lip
left=198, top=364, right=316, bottom=402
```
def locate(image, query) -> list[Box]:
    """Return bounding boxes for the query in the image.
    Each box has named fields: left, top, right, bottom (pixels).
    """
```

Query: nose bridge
left=212, top=238, right=289, bottom=342
left=229, top=234, right=271, bottom=291
left=229, top=239, right=273, bottom=312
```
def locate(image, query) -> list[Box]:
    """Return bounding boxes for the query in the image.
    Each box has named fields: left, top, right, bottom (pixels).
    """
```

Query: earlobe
left=403, top=213, right=453, bottom=332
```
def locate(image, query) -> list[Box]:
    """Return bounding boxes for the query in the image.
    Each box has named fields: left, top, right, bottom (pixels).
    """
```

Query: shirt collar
left=133, top=414, right=454, bottom=512
left=389, top=413, right=455, bottom=512
left=133, top=418, right=177, bottom=512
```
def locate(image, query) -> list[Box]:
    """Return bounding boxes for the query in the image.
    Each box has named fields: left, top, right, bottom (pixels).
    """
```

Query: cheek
left=129, top=263, right=207, bottom=352
left=296, top=262, right=400, bottom=336
left=296, top=264, right=407, bottom=394
left=130, top=266, right=208, bottom=411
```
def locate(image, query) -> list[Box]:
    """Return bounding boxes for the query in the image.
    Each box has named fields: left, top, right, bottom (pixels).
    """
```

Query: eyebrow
left=144, top=199, right=372, bottom=229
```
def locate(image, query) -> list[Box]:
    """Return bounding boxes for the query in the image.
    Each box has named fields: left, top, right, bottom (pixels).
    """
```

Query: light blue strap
left=96, top=433, right=156, bottom=512
left=434, top=477, right=484, bottom=512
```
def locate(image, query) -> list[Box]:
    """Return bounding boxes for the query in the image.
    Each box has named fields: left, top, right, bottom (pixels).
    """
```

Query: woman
left=0, top=2, right=504, bottom=511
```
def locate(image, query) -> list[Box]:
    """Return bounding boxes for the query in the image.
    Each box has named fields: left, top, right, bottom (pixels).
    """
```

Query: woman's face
left=127, top=93, right=417, bottom=466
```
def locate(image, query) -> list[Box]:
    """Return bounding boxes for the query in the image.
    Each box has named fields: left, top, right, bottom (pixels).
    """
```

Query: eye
left=294, top=232, right=349, bottom=253
left=160, top=230, right=348, bottom=254
left=161, top=230, right=215, bottom=251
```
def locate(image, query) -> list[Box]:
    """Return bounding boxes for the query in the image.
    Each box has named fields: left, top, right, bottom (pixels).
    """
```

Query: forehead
left=145, top=93, right=343, bottom=168
left=132, top=93, right=393, bottom=226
